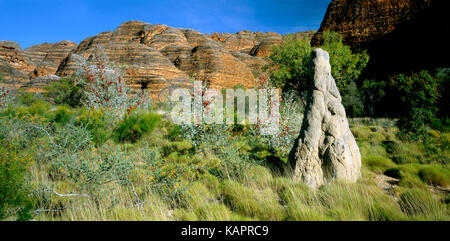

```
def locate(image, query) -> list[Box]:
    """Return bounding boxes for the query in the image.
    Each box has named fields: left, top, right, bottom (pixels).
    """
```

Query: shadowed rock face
left=289, top=48, right=361, bottom=189
left=311, top=0, right=450, bottom=77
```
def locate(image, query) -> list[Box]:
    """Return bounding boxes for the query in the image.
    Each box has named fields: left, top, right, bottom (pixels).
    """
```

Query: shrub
left=319, top=31, right=370, bottom=90
left=3, top=101, right=51, bottom=121
left=75, top=47, right=151, bottom=118
left=43, top=77, right=83, bottom=107
left=51, top=150, right=134, bottom=189
left=258, top=90, right=303, bottom=158
left=53, top=123, right=92, bottom=153
left=0, top=141, right=34, bottom=220
left=265, top=31, right=368, bottom=116
left=76, top=108, right=110, bottom=145
left=361, top=79, right=387, bottom=117
left=265, top=35, right=313, bottom=92
left=0, top=85, right=14, bottom=110
left=393, top=71, right=439, bottom=141
left=15, top=91, right=41, bottom=106
left=113, top=110, right=161, bottom=143
left=341, top=81, right=364, bottom=117
left=50, top=106, right=76, bottom=125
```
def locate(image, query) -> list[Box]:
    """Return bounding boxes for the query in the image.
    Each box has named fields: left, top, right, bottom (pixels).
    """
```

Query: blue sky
left=0, top=0, right=331, bottom=49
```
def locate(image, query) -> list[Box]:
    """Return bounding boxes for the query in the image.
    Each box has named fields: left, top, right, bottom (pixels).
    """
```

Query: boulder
left=289, top=48, right=361, bottom=189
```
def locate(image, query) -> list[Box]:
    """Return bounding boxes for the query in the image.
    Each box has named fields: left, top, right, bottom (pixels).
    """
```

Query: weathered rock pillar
left=289, top=48, right=361, bottom=188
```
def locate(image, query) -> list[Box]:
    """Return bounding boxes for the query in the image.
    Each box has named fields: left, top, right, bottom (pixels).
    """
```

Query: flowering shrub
left=75, top=47, right=151, bottom=118
left=260, top=90, right=303, bottom=157
left=0, top=86, right=14, bottom=109
left=251, top=74, right=304, bottom=158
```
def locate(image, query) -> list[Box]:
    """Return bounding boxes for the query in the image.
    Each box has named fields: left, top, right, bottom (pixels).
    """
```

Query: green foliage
left=15, top=91, right=42, bottom=106
left=265, top=31, right=369, bottom=117
left=113, top=110, right=161, bottom=143
left=393, top=71, right=440, bottom=141
left=361, top=79, right=387, bottom=117
left=51, top=106, right=76, bottom=125
left=0, top=141, right=34, bottom=220
left=319, top=31, right=370, bottom=90
left=341, top=82, right=364, bottom=117
left=265, top=35, right=313, bottom=91
left=43, top=78, right=83, bottom=107
left=53, top=123, right=92, bottom=153
left=76, top=108, right=110, bottom=145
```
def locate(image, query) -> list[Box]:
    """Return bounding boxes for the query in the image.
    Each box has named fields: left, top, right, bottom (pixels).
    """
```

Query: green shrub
left=265, top=31, right=369, bottom=116
left=15, top=91, right=42, bottom=106
left=394, top=71, right=439, bottom=141
left=43, top=77, right=83, bottom=107
left=0, top=141, right=34, bottom=220
left=113, top=110, right=160, bottom=143
left=265, top=35, right=313, bottom=91
left=53, top=123, right=92, bottom=153
left=76, top=108, right=110, bottom=145
left=51, top=106, right=76, bottom=125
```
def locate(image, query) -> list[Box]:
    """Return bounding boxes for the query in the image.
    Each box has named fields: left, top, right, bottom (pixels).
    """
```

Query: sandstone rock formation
left=289, top=48, right=361, bottom=189
left=311, top=0, right=449, bottom=77
left=0, top=41, right=35, bottom=86
left=210, top=30, right=282, bottom=58
left=25, top=40, right=77, bottom=78
left=1, top=20, right=314, bottom=96
left=55, top=21, right=278, bottom=96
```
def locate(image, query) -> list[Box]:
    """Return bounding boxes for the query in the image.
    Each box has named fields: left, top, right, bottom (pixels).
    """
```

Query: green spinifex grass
left=0, top=99, right=448, bottom=221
